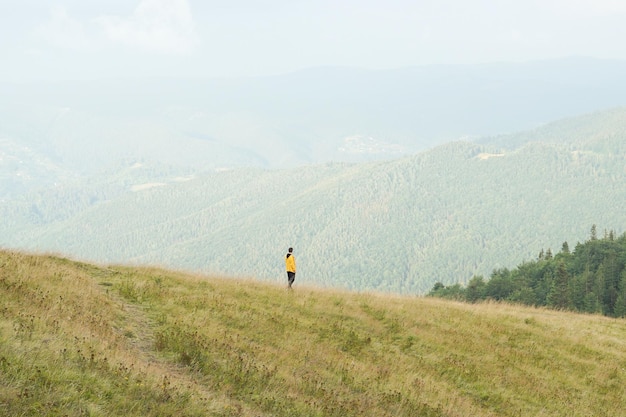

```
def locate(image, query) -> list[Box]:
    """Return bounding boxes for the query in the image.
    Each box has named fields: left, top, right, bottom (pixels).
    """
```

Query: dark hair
left=288, top=247, right=293, bottom=253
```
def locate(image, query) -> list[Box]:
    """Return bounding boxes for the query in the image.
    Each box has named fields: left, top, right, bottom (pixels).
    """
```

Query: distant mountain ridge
left=2, top=106, right=625, bottom=294
left=1, top=57, right=626, bottom=184
left=479, top=105, right=626, bottom=151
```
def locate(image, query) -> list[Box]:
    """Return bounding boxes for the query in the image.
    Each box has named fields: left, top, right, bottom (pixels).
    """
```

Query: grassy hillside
left=2, top=250, right=625, bottom=416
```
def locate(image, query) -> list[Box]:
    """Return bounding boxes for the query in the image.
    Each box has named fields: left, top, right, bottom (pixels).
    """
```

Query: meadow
left=1, top=250, right=625, bottom=416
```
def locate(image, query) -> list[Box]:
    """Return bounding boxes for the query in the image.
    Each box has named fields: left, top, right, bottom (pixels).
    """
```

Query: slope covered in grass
left=1, top=250, right=625, bottom=416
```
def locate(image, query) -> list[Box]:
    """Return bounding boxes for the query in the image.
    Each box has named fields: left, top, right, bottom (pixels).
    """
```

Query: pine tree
left=600, top=254, right=621, bottom=316
left=466, top=276, right=485, bottom=303
left=594, top=265, right=606, bottom=315
left=613, top=271, right=626, bottom=318
left=584, top=291, right=602, bottom=314
left=569, top=273, right=587, bottom=311
left=547, top=261, right=570, bottom=310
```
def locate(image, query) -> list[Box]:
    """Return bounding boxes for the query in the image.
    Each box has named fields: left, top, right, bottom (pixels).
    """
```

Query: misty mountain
left=2, top=107, right=625, bottom=294
left=479, top=105, right=626, bottom=151
left=1, top=57, right=626, bottom=185
left=0, top=136, right=76, bottom=198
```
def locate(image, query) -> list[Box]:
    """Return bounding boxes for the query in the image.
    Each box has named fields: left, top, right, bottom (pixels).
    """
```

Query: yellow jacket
left=285, top=253, right=296, bottom=273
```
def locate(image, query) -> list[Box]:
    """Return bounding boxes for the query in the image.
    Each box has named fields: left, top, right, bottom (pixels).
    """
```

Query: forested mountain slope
left=2, top=107, right=625, bottom=293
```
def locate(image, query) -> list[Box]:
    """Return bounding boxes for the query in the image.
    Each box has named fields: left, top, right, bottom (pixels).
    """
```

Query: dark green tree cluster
left=429, top=226, right=626, bottom=318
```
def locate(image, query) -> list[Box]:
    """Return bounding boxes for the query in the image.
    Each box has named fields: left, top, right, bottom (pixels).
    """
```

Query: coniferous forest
left=428, top=225, right=626, bottom=318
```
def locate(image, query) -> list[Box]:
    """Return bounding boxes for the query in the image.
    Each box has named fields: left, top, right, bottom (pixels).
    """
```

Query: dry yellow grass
left=1, top=250, right=625, bottom=416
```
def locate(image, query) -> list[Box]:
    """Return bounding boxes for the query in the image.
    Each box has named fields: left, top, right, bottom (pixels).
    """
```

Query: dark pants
left=287, top=271, right=295, bottom=287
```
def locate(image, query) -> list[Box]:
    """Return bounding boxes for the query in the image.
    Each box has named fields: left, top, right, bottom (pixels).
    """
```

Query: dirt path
left=105, top=286, right=268, bottom=417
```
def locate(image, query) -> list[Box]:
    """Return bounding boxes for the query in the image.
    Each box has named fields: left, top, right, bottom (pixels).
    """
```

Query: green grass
left=1, top=250, right=625, bottom=416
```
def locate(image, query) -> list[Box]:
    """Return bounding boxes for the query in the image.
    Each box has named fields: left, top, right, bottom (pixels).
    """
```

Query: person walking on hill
left=285, top=247, right=296, bottom=289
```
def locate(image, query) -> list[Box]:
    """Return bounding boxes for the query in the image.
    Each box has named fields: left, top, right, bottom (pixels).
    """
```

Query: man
left=285, top=247, right=296, bottom=289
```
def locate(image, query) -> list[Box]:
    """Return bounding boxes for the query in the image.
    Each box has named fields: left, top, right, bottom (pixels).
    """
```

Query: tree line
left=428, top=225, right=626, bottom=317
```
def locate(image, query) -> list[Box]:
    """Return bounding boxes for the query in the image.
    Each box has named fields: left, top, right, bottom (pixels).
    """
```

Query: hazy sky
left=1, top=0, right=626, bottom=82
